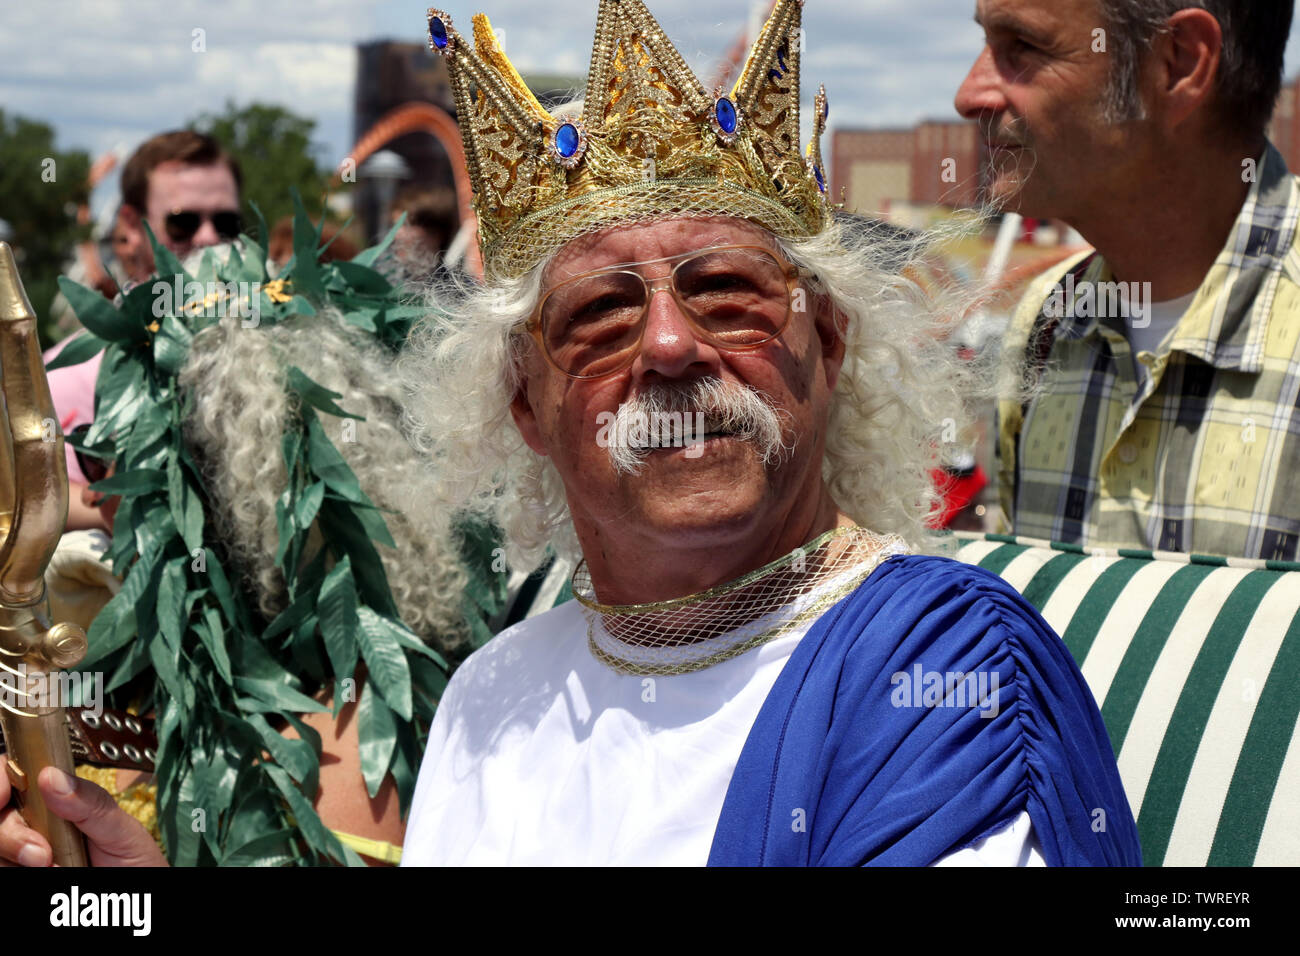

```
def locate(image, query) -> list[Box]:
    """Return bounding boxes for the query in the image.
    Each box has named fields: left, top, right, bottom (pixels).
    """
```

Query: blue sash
left=707, top=555, right=1141, bottom=866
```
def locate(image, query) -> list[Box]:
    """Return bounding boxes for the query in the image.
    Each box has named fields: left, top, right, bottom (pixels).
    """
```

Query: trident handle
left=0, top=241, right=90, bottom=867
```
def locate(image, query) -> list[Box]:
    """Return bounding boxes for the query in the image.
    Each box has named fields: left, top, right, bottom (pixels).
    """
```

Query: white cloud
left=7, top=0, right=1300, bottom=214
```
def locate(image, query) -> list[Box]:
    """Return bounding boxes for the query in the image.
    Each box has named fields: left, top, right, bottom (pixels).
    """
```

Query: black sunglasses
left=68, top=423, right=110, bottom=485
left=165, top=209, right=242, bottom=243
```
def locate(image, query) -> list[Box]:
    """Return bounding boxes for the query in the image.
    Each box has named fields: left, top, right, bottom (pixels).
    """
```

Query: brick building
left=831, top=120, right=984, bottom=217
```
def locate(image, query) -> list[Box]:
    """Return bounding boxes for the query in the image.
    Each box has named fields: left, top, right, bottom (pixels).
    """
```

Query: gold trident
left=0, top=242, right=89, bottom=867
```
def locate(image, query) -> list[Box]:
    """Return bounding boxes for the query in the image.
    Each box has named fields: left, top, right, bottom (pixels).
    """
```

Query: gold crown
left=426, top=0, right=831, bottom=279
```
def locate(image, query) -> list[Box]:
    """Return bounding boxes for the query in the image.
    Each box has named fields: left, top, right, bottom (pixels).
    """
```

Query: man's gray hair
left=1099, top=0, right=1293, bottom=137
left=398, top=212, right=996, bottom=573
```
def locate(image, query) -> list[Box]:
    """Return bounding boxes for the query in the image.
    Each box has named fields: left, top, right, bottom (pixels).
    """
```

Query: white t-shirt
left=402, top=595, right=1044, bottom=867
left=1126, top=289, right=1196, bottom=372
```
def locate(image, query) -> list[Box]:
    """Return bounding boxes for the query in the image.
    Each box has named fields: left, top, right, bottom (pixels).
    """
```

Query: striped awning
left=947, top=532, right=1300, bottom=867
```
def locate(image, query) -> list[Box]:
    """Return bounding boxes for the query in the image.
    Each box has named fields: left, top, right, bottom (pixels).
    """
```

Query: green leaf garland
left=56, top=190, right=505, bottom=865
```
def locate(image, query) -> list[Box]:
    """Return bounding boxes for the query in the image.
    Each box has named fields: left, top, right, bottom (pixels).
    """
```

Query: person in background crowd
left=957, top=0, right=1300, bottom=560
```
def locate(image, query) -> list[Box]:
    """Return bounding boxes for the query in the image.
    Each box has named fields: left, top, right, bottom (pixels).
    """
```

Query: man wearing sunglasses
left=46, top=130, right=243, bottom=533
left=116, top=130, right=243, bottom=286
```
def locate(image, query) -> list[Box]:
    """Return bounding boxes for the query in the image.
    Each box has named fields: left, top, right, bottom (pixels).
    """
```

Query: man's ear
left=509, top=381, right=549, bottom=458
left=811, top=292, right=848, bottom=392
left=1153, top=8, right=1222, bottom=131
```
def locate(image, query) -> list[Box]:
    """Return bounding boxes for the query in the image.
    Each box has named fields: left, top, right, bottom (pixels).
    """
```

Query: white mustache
left=603, top=378, right=792, bottom=475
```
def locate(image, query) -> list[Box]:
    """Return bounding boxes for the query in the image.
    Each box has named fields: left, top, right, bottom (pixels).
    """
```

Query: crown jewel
left=426, top=0, right=831, bottom=279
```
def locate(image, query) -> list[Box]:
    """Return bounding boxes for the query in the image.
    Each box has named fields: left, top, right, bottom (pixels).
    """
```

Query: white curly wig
left=178, top=306, right=471, bottom=652
left=397, top=206, right=997, bottom=575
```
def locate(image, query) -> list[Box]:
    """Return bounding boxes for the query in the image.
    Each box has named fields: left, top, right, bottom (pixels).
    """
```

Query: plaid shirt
left=997, top=142, right=1300, bottom=561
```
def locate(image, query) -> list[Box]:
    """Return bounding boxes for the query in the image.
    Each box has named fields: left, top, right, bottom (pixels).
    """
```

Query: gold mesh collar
left=425, top=0, right=832, bottom=279
left=574, top=527, right=908, bottom=676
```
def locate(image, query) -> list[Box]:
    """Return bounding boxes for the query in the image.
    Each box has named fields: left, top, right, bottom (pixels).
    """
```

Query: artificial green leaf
left=294, top=480, right=326, bottom=531
left=319, top=556, right=360, bottom=697
left=123, top=403, right=172, bottom=457
left=45, top=330, right=107, bottom=371
left=409, top=654, right=450, bottom=705
left=280, top=712, right=323, bottom=799
left=350, top=213, right=404, bottom=268
left=246, top=713, right=318, bottom=784
left=81, top=601, right=136, bottom=670
left=390, top=729, right=421, bottom=819
left=284, top=294, right=317, bottom=316
left=305, top=413, right=365, bottom=500
left=57, top=277, right=140, bottom=342
left=375, top=610, right=450, bottom=668
left=165, top=455, right=204, bottom=553
left=153, top=312, right=194, bottom=376
left=355, top=606, right=412, bottom=720
left=289, top=613, right=326, bottom=684
left=219, top=829, right=298, bottom=867
left=205, top=552, right=251, bottom=633
left=105, top=638, right=152, bottom=693
left=148, top=637, right=184, bottom=705
left=316, top=498, right=399, bottom=616
left=248, top=200, right=272, bottom=272
left=340, top=307, right=380, bottom=334
left=280, top=424, right=303, bottom=479
left=224, top=785, right=296, bottom=862
left=197, top=605, right=234, bottom=685
left=286, top=367, right=364, bottom=420
left=289, top=190, right=324, bottom=295
left=93, top=364, right=148, bottom=436
left=131, top=502, right=177, bottom=569
left=346, top=498, right=398, bottom=550
left=357, top=679, right=397, bottom=799
left=273, top=490, right=295, bottom=567
left=167, top=759, right=202, bottom=868
left=263, top=587, right=317, bottom=642
left=333, top=261, right=391, bottom=295
left=144, top=220, right=189, bottom=287
left=234, top=677, right=329, bottom=713
left=264, top=763, right=351, bottom=865
left=156, top=557, right=188, bottom=652
left=87, top=469, right=167, bottom=496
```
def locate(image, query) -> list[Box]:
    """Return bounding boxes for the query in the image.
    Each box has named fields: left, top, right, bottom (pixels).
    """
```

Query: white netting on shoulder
left=574, top=526, right=909, bottom=676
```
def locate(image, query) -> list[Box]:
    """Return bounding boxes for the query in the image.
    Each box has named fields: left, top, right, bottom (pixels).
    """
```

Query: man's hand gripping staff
left=0, top=241, right=90, bottom=867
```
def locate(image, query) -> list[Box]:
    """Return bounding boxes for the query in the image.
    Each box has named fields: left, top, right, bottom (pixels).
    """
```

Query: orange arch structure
left=339, top=101, right=480, bottom=277
left=74, top=151, right=121, bottom=297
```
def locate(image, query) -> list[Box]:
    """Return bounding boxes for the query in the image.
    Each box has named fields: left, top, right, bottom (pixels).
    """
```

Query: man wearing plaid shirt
left=956, top=0, right=1300, bottom=561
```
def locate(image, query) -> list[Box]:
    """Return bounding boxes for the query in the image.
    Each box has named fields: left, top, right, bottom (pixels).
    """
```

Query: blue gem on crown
left=550, top=119, right=588, bottom=169
left=427, top=9, right=455, bottom=54
left=710, top=90, right=741, bottom=145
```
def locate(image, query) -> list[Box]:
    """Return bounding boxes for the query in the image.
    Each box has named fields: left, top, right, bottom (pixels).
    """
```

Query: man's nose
left=631, top=285, right=719, bottom=381
left=191, top=217, right=221, bottom=249
left=955, top=46, right=1004, bottom=120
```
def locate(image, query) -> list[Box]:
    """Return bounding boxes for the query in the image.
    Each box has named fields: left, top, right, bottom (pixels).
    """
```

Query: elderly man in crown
left=397, top=0, right=1139, bottom=867
left=8, top=0, right=1139, bottom=867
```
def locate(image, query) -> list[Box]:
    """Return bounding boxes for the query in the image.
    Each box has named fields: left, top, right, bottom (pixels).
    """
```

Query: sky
left=6, top=0, right=1300, bottom=224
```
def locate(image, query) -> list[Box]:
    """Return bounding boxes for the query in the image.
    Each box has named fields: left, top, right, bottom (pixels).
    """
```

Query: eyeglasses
left=164, top=209, right=243, bottom=244
left=529, top=244, right=806, bottom=380
left=68, top=423, right=110, bottom=484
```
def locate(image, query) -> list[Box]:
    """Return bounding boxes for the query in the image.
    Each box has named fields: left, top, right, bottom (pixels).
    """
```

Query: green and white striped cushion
left=945, top=532, right=1300, bottom=867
